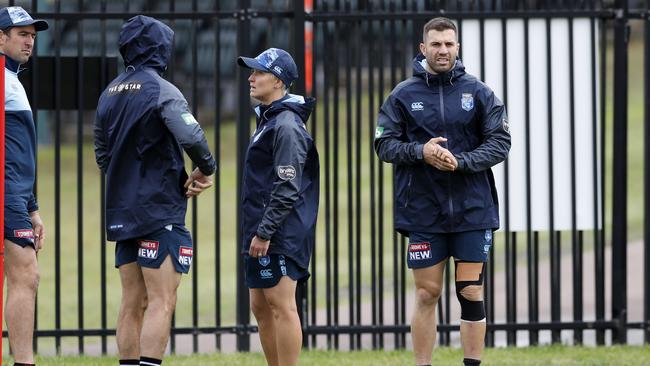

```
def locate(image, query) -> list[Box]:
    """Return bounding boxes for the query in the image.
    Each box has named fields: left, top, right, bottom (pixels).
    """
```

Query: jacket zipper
left=439, top=82, right=454, bottom=224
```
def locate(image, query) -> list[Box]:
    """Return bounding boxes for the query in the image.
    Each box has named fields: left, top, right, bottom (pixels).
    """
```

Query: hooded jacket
left=94, top=15, right=216, bottom=241
left=240, top=94, right=319, bottom=270
left=4, top=55, right=38, bottom=214
left=374, top=55, right=511, bottom=235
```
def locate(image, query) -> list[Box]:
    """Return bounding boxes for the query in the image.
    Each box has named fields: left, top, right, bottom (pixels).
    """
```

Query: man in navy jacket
left=94, top=15, right=215, bottom=366
left=375, top=17, right=510, bottom=366
left=0, top=6, right=48, bottom=366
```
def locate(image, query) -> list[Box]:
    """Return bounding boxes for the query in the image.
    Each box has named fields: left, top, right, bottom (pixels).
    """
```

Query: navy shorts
left=244, top=253, right=309, bottom=289
left=407, top=229, right=493, bottom=269
left=115, top=225, right=193, bottom=274
left=4, top=203, right=36, bottom=248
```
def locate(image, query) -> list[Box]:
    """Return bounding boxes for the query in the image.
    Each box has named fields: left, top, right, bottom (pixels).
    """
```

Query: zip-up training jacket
left=94, top=15, right=216, bottom=241
left=240, top=94, right=319, bottom=270
left=374, top=55, right=511, bottom=235
left=4, top=55, right=38, bottom=213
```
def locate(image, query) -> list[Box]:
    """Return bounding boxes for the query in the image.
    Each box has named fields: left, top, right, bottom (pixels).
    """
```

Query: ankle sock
left=140, top=356, right=162, bottom=366
left=14, top=363, right=35, bottom=366
left=463, top=358, right=481, bottom=365
left=119, top=360, right=139, bottom=366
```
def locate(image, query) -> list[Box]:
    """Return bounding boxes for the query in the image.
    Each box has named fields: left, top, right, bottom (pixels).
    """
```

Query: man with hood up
left=374, top=17, right=510, bottom=366
left=238, top=48, right=319, bottom=366
left=94, top=15, right=216, bottom=366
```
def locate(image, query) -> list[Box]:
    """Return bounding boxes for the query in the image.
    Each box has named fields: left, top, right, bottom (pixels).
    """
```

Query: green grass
left=2, top=346, right=650, bottom=365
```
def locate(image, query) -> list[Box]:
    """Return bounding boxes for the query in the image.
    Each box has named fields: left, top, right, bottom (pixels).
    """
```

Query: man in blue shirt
left=375, top=17, right=510, bottom=366
left=0, top=6, right=48, bottom=366
left=95, top=16, right=215, bottom=366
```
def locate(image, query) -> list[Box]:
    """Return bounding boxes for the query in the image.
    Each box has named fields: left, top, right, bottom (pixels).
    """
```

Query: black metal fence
left=2, top=0, right=649, bottom=356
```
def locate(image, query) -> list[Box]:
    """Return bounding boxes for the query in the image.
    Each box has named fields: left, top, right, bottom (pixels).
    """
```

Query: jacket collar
left=1, top=53, right=22, bottom=73
left=412, top=54, right=466, bottom=87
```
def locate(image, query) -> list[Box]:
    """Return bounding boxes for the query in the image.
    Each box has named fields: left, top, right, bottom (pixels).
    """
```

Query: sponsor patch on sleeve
left=181, top=113, right=199, bottom=126
left=178, top=246, right=193, bottom=266
left=277, top=165, right=297, bottom=181
left=502, top=117, right=510, bottom=134
left=138, top=240, right=159, bottom=259
left=408, top=242, right=432, bottom=261
left=375, top=126, right=384, bottom=138
left=13, top=229, right=34, bottom=239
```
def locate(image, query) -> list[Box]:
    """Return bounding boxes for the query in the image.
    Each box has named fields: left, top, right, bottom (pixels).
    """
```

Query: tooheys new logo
left=138, top=240, right=159, bottom=259
left=14, top=229, right=34, bottom=239
left=408, top=242, right=432, bottom=261
left=178, top=246, right=193, bottom=266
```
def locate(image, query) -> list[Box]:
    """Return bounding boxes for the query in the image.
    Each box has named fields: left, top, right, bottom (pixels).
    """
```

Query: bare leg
left=116, top=262, right=147, bottom=359
left=4, top=240, right=39, bottom=364
left=456, top=261, right=486, bottom=361
left=264, top=277, right=301, bottom=366
left=251, top=288, right=279, bottom=366
left=140, top=256, right=181, bottom=359
left=411, top=260, right=447, bottom=366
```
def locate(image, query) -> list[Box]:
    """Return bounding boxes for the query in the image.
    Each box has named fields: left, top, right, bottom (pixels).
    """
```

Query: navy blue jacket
left=94, top=15, right=216, bottom=241
left=374, top=55, right=511, bottom=235
left=4, top=55, right=38, bottom=213
left=240, top=94, right=319, bottom=270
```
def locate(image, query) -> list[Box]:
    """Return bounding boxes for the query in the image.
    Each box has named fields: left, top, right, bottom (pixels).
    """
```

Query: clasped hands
left=423, top=137, right=457, bottom=171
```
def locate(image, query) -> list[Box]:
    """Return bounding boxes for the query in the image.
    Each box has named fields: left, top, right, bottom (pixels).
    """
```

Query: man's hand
left=248, top=235, right=270, bottom=258
left=30, top=210, right=45, bottom=252
left=184, top=168, right=213, bottom=197
left=423, top=137, right=457, bottom=171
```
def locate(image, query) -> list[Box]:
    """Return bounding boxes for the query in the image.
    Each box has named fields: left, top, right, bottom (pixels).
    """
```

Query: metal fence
left=1, top=0, right=649, bottom=356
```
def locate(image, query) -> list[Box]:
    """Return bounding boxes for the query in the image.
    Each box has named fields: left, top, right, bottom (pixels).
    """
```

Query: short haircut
left=422, top=17, right=457, bottom=41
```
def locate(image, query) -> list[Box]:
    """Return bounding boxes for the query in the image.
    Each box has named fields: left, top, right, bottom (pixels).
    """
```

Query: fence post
left=611, top=0, right=629, bottom=345
left=236, top=0, right=252, bottom=352
left=293, top=0, right=307, bottom=96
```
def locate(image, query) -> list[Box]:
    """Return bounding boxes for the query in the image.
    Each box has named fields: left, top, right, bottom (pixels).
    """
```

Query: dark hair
left=422, top=17, right=457, bottom=41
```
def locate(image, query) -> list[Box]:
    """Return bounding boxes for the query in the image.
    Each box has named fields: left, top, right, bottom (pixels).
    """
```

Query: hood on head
left=118, top=15, right=173, bottom=71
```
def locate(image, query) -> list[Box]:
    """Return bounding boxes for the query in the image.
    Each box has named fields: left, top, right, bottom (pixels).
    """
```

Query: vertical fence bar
left=322, top=1, right=333, bottom=349
left=388, top=0, right=401, bottom=349
left=191, top=0, right=200, bottom=353
left=596, top=15, right=607, bottom=347
left=53, top=0, right=62, bottom=353
left=611, top=0, right=629, bottom=345
left=167, top=0, right=177, bottom=352
left=29, top=0, right=40, bottom=352
left=76, top=0, right=85, bottom=353
left=308, top=0, right=318, bottom=350
left=551, top=230, right=562, bottom=344
left=629, top=0, right=645, bottom=342
left=213, top=0, right=222, bottom=351
left=344, top=0, right=355, bottom=351
left=332, top=0, right=341, bottom=350
left=354, top=5, right=363, bottom=348
left=236, top=0, right=252, bottom=352
left=100, top=0, right=108, bottom=353
left=546, top=16, right=561, bottom=345
left=377, top=0, right=386, bottom=350
left=568, top=16, right=584, bottom=345
left=367, top=1, right=378, bottom=350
